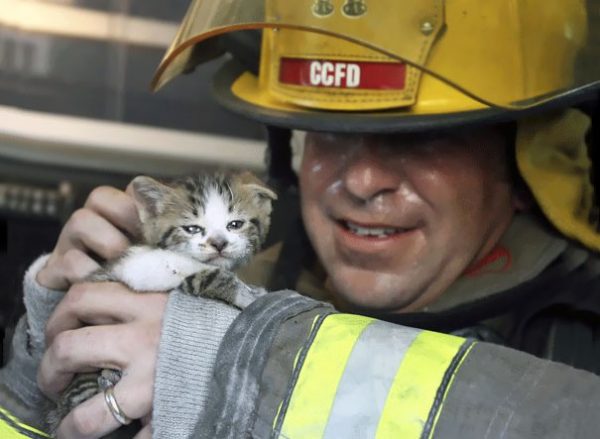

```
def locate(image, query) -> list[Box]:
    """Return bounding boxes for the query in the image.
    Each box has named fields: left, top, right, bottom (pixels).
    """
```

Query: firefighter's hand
left=38, top=281, right=167, bottom=439
left=36, top=186, right=141, bottom=291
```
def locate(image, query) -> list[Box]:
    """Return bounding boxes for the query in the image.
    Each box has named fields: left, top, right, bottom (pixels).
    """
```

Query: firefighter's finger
left=38, top=324, right=131, bottom=399
left=55, top=371, right=151, bottom=439
left=83, top=185, right=141, bottom=239
left=44, top=283, right=166, bottom=344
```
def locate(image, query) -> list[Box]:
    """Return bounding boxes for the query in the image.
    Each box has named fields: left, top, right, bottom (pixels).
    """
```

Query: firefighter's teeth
left=346, top=222, right=399, bottom=237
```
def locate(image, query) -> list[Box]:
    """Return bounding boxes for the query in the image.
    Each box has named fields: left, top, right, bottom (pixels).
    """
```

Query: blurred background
left=0, top=0, right=268, bottom=356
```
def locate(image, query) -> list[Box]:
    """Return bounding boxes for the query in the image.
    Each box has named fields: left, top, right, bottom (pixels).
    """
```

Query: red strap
left=464, top=246, right=512, bottom=277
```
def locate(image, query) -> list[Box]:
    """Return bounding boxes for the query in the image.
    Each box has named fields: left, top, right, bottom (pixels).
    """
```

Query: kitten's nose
left=208, top=237, right=228, bottom=252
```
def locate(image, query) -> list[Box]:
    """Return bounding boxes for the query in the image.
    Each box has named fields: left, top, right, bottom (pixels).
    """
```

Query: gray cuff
left=0, top=317, right=48, bottom=410
left=152, top=290, right=240, bottom=439
left=0, top=254, right=63, bottom=411
left=23, top=254, right=65, bottom=355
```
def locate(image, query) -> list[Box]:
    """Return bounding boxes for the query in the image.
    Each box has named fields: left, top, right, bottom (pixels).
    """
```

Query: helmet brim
left=214, top=60, right=599, bottom=134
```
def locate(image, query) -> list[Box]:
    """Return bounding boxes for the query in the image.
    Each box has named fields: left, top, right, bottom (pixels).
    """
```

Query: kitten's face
left=131, top=172, right=276, bottom=271
left=164, top=185, right=264, bottom=270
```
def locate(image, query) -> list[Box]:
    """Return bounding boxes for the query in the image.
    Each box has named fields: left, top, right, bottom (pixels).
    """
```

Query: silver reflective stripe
left=322, top=320, right=420, bottom=439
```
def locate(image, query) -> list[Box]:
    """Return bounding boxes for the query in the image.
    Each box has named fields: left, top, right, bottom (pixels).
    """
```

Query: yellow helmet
left=152, top=0, right=600, bottom=251
left=152, top=0, right=599, bottom=132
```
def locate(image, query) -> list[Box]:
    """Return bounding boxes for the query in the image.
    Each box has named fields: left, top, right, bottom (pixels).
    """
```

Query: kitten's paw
left=182, top=268, right=267, bottom=309
left=113, top=247, right=201, bottom=292
left=45, top=405, right=64, bottom=437
left=232, top=285, right=268, bottom=309
left=85, top=268, right=116, bottom=283
left=98, top=368, right=122, bottom=390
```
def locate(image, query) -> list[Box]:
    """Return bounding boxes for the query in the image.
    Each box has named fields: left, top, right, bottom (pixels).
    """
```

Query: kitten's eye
left=182, top=225, right=205, bottom=235
left=226, top=220, right=245, bottom=231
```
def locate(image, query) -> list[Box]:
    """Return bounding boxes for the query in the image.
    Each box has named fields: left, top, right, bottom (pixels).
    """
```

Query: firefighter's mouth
left=339, top=220, right=413, bottom=238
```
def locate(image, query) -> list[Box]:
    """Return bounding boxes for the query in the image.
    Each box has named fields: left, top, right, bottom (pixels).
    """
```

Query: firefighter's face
left=299, top=126, right=516, bottom=313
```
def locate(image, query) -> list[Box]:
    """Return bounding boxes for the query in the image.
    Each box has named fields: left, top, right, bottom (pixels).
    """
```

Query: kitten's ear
left=237, top=171, right=278, bottom=202
left=129, top=176, right=174, bottom=223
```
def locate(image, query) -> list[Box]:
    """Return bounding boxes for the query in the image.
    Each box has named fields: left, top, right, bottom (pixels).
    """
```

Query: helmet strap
left=266, top=126, right=297, bottom=188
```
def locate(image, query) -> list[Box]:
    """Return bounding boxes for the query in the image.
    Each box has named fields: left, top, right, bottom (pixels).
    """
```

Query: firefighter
left=2, top=0, right=600, bottom=437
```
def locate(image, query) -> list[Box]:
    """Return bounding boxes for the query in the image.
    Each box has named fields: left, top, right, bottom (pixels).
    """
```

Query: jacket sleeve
left=0, top=255, right=64, bottom=437
left=151, top=290, right=240, bottom=438
left=193, top=290, right=600, bottom=439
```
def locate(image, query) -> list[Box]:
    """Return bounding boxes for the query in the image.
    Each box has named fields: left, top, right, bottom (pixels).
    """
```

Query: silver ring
left=103, top=385, right=132, bottom=425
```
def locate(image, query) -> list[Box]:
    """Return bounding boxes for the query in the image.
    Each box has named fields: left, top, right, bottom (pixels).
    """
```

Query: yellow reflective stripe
left=280, top=314, right=373, bottom=438
left=0, top=406, right=49, bottom=438
left=375, top=331, right=465, bottom=439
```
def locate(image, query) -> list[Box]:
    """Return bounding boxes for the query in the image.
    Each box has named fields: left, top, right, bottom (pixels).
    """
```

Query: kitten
left=46, top=171, right=277, bottom=435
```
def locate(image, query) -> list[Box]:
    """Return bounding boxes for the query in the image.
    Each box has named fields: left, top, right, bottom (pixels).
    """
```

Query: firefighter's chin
left=326, top=265, right=434, bottom=314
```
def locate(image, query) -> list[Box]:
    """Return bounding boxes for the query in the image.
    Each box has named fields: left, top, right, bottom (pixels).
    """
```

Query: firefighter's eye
left=226, top=220, right=245, bottom=231
left=182, top=225, right=205, bottom=235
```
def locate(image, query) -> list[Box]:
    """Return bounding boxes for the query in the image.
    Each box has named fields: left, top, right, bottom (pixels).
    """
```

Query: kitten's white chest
left=113, top=246, right=202, bottom=292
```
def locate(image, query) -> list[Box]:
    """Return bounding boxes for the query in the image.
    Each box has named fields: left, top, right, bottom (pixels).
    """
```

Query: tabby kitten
left=46, top=171, right=277, bottom=435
